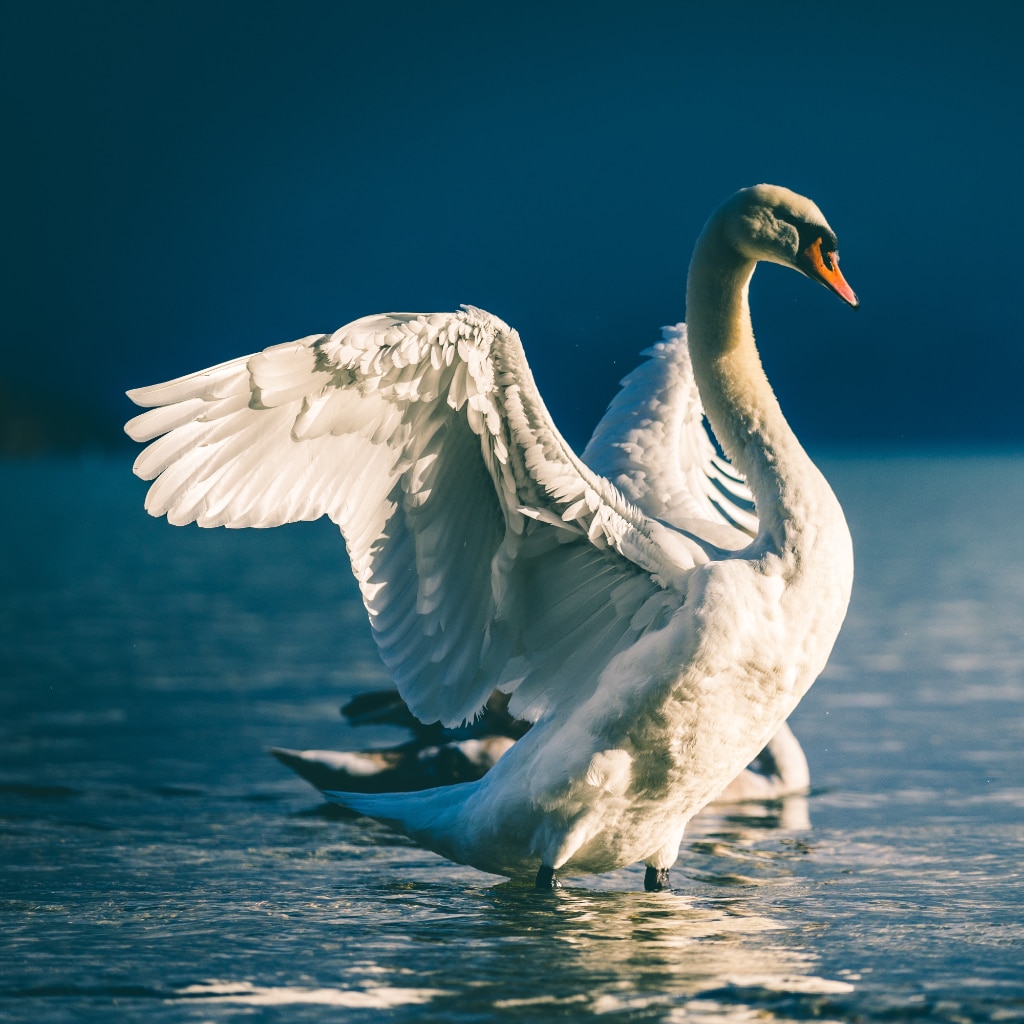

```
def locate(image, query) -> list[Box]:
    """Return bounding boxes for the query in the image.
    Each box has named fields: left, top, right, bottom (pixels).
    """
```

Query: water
left=2, top=453, right=1022, bottom=1022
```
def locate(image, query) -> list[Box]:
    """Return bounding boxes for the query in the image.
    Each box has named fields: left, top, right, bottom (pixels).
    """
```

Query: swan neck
left=685, top=222, right=820, bottom=540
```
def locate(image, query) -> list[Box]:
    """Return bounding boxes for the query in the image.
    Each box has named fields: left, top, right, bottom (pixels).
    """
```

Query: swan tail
left=323, top=783, right=477, bottom=859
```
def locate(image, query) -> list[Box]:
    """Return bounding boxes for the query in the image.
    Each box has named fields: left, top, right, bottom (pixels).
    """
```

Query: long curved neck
left=685, top=221, right=825, bottom=551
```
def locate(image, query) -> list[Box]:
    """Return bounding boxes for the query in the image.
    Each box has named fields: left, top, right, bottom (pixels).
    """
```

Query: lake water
left=2, top=453, right=1022, bottom=1022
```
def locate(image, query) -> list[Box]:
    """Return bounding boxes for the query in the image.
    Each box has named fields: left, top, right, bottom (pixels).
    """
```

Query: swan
left=126, top=184, right=857, bottom=890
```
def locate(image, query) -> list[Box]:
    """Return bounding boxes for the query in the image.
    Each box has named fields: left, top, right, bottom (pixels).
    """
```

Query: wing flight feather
left=127, top=308, right=704, bottom=726
left=582, top=324, right=758, bottom=542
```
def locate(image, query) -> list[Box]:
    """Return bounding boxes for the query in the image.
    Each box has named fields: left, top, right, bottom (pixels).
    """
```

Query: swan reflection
left=443, top=869, right=850, bottom=1017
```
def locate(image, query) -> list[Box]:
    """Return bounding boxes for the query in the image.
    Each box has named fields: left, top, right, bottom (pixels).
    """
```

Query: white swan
left=126, top=184, right=856, bottom=890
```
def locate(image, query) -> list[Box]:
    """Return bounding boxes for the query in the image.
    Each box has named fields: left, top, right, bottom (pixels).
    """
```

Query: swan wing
left=127, top=307, right=704, bottom=727
left=582, top=324, right=757, bottom=543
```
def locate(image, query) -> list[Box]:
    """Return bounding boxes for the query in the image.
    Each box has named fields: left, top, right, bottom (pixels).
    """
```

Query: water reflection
left=478, top=888, right=839, bottom=1014
left=707, top=793, right=813, bottom=832
left=272, top=800, right=854, bottom=1022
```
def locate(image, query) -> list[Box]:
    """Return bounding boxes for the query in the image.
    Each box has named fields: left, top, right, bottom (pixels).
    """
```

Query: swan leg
left=643, top=828, right=683, bottom=892
left=535, top=865, right=561, bottom=890
left=644, top=866, right=671, bottom=892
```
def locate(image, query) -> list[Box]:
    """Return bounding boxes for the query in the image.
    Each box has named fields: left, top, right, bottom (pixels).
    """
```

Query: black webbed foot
left=535, top=865, right=561, bottom=890
left=644, top=866, right=671, bottom=892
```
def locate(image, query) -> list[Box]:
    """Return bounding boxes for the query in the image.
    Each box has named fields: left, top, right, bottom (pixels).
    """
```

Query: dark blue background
left=3, top=1, right=1021, bottom=451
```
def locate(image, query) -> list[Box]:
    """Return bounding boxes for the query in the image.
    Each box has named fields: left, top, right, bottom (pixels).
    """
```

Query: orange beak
left=802, top=236, right=859, bottom=308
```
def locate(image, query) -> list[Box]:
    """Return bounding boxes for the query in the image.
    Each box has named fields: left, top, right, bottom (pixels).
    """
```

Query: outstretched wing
left=582, top=324, right=757, bottom=544
left=127, top=307, right=706, bottom=727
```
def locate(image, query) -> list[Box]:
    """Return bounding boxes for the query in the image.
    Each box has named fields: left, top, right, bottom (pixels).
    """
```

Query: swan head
left=720, top=184, right=859, bottom=308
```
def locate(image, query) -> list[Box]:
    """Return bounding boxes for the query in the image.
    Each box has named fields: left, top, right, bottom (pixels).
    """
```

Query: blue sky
left=3, top=1, right=1021, bottom=450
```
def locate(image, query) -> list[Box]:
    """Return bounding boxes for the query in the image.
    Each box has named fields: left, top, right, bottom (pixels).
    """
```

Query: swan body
left=126, top=184, right=856, bottom=888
